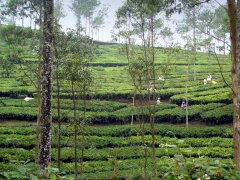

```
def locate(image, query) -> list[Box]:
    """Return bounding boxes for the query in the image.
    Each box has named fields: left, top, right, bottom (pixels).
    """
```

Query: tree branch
left=213, top=0, right=228, bottom=11
left=197, top=27, right=231, bottom=48
left=211, top=50, right=234, bottom=94
left=29, top=0, right=40, bottom=17
left=19, top=63, right=38, bottom=90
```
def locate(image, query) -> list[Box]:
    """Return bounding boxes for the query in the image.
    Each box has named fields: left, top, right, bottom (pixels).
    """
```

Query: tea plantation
left=0, top=39, right=238, bottom=178
left=1, top=124, right=240, bottom=179
left=0, top=42, right=233, bottom=125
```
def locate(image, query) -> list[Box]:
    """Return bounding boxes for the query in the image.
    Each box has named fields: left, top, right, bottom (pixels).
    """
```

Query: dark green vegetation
left=0, top=25, right=236, bottom=178
left=0, top=25, right=232, bottom=125
left=1, top=124, right=240, bottom=179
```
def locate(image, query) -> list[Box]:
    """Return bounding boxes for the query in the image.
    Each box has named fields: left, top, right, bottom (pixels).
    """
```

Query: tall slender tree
left=38, top=0, right=53, bottom=171
left=54, top=0, right=65, bottom=23
left=227, top=0, right=240, bottom=170
left=115, top=1, right=166, bottom=179
left=212, top=5, right=229, bottom=54
left=236, top=0, right=240, bottom=170
left=71, top=0, right=86, bottom=35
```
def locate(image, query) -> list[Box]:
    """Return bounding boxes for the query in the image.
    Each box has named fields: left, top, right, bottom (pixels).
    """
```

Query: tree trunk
left=150, top=15, right=158, bottom=180
left=38, top=0, right=54, bottom=170
left=57, top=68, right=61, bottom=170
left=30, top=16, right=32, bottom=28
left=228, top=0, right=240, bottom=170
left=193, top=23, right=197, bottom=81
left=235, top=0, right=240, bottom=170
left=35, top=2, right=43, bottom=164
left=71, top=81, right=78, bottom=178
left=53, top=32, right=62, bottom=170
left=186, top=60, right=189, bottom=128
left=224, top=34, right=226, bottom=55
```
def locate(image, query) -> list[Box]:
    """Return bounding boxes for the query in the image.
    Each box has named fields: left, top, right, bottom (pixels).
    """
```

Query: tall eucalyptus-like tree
left=62, top=30, right=94, bottom=178
left=212, top=4, right=229, bottom=54
left=38, top=0, right=53, bottom=171
left=115, top=0, right=166, bottom=179
left=166, top=0, right=240, bottom=171
left=227, top=0, right=240, bottom=171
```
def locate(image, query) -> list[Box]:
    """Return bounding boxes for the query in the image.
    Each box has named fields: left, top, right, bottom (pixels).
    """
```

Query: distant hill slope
left=0, top=25, right=233, bottom=124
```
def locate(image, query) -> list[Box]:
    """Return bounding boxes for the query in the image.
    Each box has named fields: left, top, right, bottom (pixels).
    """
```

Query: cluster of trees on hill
left=0, top=0, right=107, bottom=40
left=114, top=0, right=240, bottom=173
left=1, top=0, right=240, bottom=178
left=0, top=0, right=101, bottom=176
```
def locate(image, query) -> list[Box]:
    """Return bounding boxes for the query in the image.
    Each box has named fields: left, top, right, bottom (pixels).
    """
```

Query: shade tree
left=62, top=30, right=95, bottom=178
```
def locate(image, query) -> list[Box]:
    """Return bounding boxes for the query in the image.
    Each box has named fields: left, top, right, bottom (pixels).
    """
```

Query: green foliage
left=201, top=104, right=233, bottom=125
left=0, top=124, right=237, bottom=178
left=0, top=124, right=233, bottom=138
left=0, top=25, right=33, bottom=46
left=159, top=156, right=240, bottom=179
left=1, top=162, right=39, bottom=179
left=170, top=88, right=231, bottom=105
left=0, top=25, right=34, bottom=78
left=0, top=98, right=127, bottom=112
left=0, top=161, right=61, bottom=180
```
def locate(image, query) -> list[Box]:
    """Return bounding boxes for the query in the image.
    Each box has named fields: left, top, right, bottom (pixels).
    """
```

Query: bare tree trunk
left=224, top=34, right=226, bottom=55
left=228, top=0, right=240, bottom=170
left=77, top=15, right=81, bottom=36
left=88, top=16, right=91, bottom=37
left=80, top=87, right=87, bottom=176
left=30, top=16, right=32, bottom=28
left=150, top=15, right=158, bottom=180
left=38, top=0, right=54, bottom=170
left=233, top=0, right=240, bottom=170
left=53, top=32, right=62, bottom=170
left=57, top=68, right=61, bottom=170
left=71, top=81, right=78, bottom=178
left=193, top=19, right=197, bottom=81
left=22, top=17, right=24, bottom=27
left=236, top=0, right=240, bottom=170
left=91, top=16, right=93, bottom=39
left=35, top=2, right=43, bottom=164
left=186, top=60, right=189, bottom=128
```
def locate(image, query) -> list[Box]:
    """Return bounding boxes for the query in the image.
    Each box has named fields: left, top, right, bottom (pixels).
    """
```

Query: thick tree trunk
left=235, top=0, right=240, bottom=170
left=38, top=0, right=54, bottom=170
left=228, top=0, right=240, bottom=170
left=35, top=2, right=43, bottom=164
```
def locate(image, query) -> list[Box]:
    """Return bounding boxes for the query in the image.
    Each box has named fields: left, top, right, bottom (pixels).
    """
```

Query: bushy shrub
left=155, top=107, right=185, bottom=123
left=201, top=104, right=233, bottom=125
left=171, top=89, right=231, bottom=105
left=188, top=103, right=225, bottom=120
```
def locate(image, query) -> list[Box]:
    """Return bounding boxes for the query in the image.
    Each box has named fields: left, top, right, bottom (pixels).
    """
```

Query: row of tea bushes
left=0, top=124, right=232, bottom=138
left=0, top=133, right=233, bottom=150
left=170, top=88, right=231, bottom=105
left=0, top=146, right=234, bottom=164
left=0, top=98, right=128, bottom=112
left=0, top=103, right=233, bottom=125
left=1, top=157, right=238, bottom=179
left=201, top=104, right=233, bottom=125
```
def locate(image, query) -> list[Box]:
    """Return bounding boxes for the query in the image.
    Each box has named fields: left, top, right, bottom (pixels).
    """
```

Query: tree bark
left=38, top=0, right=54, bottom=170
left=235, top=0, right=240, bottom=170
left=35, top=2, right=43, bottom=164
left=227, top=0, right=240, bottom=170
left=57, top=67, right=61, bottom=170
